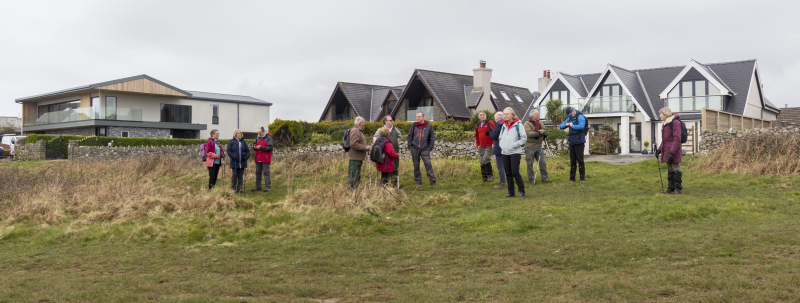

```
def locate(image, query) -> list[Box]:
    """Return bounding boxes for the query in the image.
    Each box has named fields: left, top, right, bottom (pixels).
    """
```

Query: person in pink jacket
left=656, top=108, right=684, bottom=194
left=375, top=127, right=400, bottom=187
left=205, top=129, right=225, bottom=189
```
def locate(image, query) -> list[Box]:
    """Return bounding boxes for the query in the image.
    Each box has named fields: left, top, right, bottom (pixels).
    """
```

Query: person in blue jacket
left=227, top=129, right=250, bottom=192
left=559, top=107, right=588, bottom=182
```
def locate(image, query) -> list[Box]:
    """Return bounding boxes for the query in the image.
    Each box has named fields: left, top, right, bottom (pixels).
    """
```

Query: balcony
left=537, top=101, right=585, bottom=122
left=24, top=107, right=143, bottom=126
left=407, top=106, right=434, bottom=122
left=582, top=96, right=636, bottom=114
left=663, top=96, right=724, bottom=113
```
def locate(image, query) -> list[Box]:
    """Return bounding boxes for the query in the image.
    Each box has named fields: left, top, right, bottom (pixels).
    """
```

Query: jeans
left=231, top=167, right=245, bottom=191
left=494, top=154, right=506, bottom=183
left=502, top=154, right=525, bottom=195
left=254, top=162, right=271, bottom=190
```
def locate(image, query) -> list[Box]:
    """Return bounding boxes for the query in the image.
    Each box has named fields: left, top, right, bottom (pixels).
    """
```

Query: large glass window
left=105, top=96, right=117, bottom=120
left=666, top=79, right=723, bottom=112
left=547, top=90, right=571, bottom=105
left=160, top=104, right=192, bottom=123
left=91, top=97, right=100, bottom=119
left=36, top=100, right=80, bottom=124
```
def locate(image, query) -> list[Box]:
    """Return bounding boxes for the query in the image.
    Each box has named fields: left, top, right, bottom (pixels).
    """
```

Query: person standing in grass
left=559, top=106, right=588, bottom=183
left=489, top=111, right=506, bottom=189
left=475, top=111, right=495, bottom=183
left=348, top=116, right=370, bottom=189
left=373, top=115, right=401, bottom=186
left=524, top=109, right=551, bottom=185
left=205, top=129, right=224, bottom=189
left=375, top=127, right=400, bottom=187
left=252, top=126, right=273, bottom=192
left=227, top=129, right=250, bottom=193
left=499, top=107, right=527, bottom=198
left=656, top=107, right=684, bottom=194
left=407, top=111, right=436, bottom=186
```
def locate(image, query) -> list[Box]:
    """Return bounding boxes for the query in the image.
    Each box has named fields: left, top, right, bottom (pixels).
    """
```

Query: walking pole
left=654, top=144, right=664, bottom=192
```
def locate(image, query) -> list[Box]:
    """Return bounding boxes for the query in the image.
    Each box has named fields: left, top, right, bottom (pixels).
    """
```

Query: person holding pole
left=374, top=127, right=400, bottom=187
left=523, top=109, right=551, bottom=185
left=227, top=129, right=250, bottom=193
left=205, top=129, right=224, bottom=189
left=252, top=126, right=274, bottom=192
left=475, top=111, right=496, bottom=183
left=656, top=107, right=684, bottom=194
left=373, top=115, right=401, bottom=187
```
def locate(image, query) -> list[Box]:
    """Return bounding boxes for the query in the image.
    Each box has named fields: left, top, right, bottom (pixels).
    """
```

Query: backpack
left=370, top=140, right=386, bottom=164
left=667, top=117, right=688, bottom=143
left=577, top=113, right=590, bottom=135
left=200, top=143, right=207, bottom=162
left=342, top=128, right=351, bottom=152
left=502, top=122, right=522, bottom=141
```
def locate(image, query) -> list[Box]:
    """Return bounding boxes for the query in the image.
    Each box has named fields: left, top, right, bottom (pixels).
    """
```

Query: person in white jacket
left=499, top=107, right=527, bottom=198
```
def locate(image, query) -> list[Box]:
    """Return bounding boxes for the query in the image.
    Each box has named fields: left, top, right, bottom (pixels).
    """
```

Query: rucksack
left=342, top=128, right=351, bottom=152
left=502, top=122, right=522, bottom=141
left=667, top=117, right=688, bottom=143
left=200, top=143, right=207, bottom=162
left=577, top=113, right=590, bottom=135
left=370, top=140, right=386, bottom=164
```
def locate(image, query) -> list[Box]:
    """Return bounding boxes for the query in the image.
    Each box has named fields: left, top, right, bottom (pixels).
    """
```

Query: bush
left=468, top=110, right=497, bottom=131
left=269, top=119, right=304, bottom=146
left=544, top=126, right=566, bottom=147
left=306, top=133, right=336, bottom=146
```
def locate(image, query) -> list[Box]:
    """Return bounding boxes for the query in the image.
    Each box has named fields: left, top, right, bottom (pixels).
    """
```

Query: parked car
left=1, top=134, right=26, bottom=158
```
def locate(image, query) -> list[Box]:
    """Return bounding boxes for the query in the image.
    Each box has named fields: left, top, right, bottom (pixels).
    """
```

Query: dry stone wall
left=700, top=123, right=800, bottom=152
left=14, top=140, right=46, bottom=160
left=68, top=140, right=198, bottom=161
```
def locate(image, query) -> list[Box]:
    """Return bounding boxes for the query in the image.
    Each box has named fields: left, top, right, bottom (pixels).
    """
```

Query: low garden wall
left=699, top=122, right=800, bottom=152
left=14, top=140, right=46, bottom=160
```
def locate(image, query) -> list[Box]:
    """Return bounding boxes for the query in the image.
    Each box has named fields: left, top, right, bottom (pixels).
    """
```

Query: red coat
left=658, top=116, right=683, bottom=164
left=253, top=134, right=273, bottom=164
left=474, top=120, right=495, bottom=147
left=375, top=138, right=400, bottom=173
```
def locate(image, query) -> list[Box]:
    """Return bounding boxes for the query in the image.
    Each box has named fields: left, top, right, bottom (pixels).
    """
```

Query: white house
left=527, top=59, right=780, bottom=154
left=15, top=75, right=271, bottom=139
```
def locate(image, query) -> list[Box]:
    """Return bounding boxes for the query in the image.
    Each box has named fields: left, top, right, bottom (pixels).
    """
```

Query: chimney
left=473, top=60, right=492, bottom=107
left=538, top=69, right=552, bottom=95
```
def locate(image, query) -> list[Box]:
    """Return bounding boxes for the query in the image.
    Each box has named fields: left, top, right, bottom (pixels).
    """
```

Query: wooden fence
left=702, top=108, right=773, bottom=131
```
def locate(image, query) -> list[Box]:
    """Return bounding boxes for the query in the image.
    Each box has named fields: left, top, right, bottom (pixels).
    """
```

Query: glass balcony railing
left=24, top=107, right=143, bottom=126
left=407, top=106, right=434, bottom=122
left=538, top=101, right=585, bottom=122
left=582, top=96, right=636, bottom=114
left=663, top=96, right=724, bottom=113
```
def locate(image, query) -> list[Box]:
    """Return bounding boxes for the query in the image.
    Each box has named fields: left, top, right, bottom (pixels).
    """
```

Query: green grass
left=2, top=155, right=800, bottom=302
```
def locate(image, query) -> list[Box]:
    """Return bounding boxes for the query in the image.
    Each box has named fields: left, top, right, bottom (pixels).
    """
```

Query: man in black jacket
left=407, top=111, right=436, bottom=185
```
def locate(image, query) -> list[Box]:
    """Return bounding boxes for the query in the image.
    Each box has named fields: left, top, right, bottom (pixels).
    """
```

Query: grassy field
left=1, top=154, right=799, bottom=302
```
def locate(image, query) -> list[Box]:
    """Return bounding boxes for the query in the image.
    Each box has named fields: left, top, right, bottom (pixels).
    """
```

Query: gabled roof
left=15, top=74, right=192, bottom=102
left=369, top=85, right=404, bottom=121
left=464, top=85, right=483, bottom=107
left=490, top=83, right=536, bottom=120
left=607, top=64, right=654, bottom=120
left=777, top=107, right=800, bottom=123
left=658, top=60, right=733, bottom=99
left=527, top=72, right=599, bottom=117
left=319, top=82, right=399, bottom=121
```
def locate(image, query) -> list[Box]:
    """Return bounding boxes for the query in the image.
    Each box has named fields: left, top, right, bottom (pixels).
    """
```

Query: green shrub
left=269, top=119, right=304, bottom=146
left=545, top=99, right=566, bottom=125
left=306, top=133, right=336, bottom=146
left=77, top=136, right=207, bottom=147
left=468, top=110, right=497, bottom=131
left=544, top=126, right=567, bottom=147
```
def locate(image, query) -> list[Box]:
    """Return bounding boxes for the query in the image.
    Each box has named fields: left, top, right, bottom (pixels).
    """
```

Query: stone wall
left=14, top=140, right=46, bottom=160
left=107, top=126, right=170, bottom=138
left=68, top=140, right=198, bottom=161
left=44, top=127, right=95, bottom=136
left=699, top=123, right=800, bottom=152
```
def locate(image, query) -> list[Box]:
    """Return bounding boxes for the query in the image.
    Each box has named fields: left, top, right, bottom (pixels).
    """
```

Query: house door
left=629, top=123, right=642, bottom=153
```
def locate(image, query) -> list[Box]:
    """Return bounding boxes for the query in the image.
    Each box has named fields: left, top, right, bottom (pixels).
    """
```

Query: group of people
left=204, top=126, right=274, bottom=193
left=204, top=105, right=684, bottom=195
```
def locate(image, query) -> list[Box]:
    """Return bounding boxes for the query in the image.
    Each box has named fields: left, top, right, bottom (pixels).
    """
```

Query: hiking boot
left=251, top=188, right=261, bottom=192
left=504, top=193, right=515, bottom=198
left=481, top=176, right=487, bottom=183
left=486, top=176, right=494, bottom=182
left=493, top=182, right=506, bottom=189
left=661, top=188, right=675, bottom=194
left=430, top=181, right=437, bottom=186
left=263, top=188, right=270, bottom=192
left=517, top=192, right=525, bottom=198
left=671, top=189, right=682, bottom=194
left=542, top=179, right=552, bottom=183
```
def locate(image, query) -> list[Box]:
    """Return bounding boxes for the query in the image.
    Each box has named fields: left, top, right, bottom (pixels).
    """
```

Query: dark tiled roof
left=706, top=60, right=756, bottom=115
left=186, top=91, right=271, bottom=105
left=492, top=83, right=536, bottom=120
left=465, top=85, right=483, bottom=107
left=636, top=66, right=684, bottom=117
left=609, top=65, right=654, bottom=120
left=368, top=85, right=405, bottom=121
left=777, top=107, right=800, bottom=123
left=337, top=82, right=397, bottom=119
left=561, top=73, right=589, bottom=97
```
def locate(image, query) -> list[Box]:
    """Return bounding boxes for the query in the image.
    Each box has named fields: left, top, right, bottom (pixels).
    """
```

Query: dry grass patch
left=699, top=132, right=800, bottom=176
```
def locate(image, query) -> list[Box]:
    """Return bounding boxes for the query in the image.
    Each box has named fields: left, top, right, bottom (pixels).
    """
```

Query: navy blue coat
left=226, top=138, right=250, bottom=169
left=559, top=111, right=588, bottom=146
left=490, top=120, right=505, bottom=156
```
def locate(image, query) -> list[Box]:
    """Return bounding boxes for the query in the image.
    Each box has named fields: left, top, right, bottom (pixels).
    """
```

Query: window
left=547, top=90, right=571, bottom=105
left=514, top=94, right=523, bottom=103
left=91, top=97, right=100, bottom=119
left=105, top=96, right=117, bottom=120
left=212, top=104, right=219, bottom=125
left=160, top=104, right=192, bottom=123
left=666, top=79, right=723, bottom=112
left=490, top=91, right=498, bottom=100
left=121, top=131, right=129, bottom=137
left=500, top=91, right=510, bottom=101
left=36, top=100, right=80, bottom=124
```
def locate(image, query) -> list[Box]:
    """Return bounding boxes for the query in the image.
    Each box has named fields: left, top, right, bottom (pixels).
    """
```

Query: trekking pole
left=654, top=144, right=664, bottom=191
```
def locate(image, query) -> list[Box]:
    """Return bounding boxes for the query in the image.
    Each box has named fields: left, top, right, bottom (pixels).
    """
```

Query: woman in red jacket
left=474, top=111, right=496, bottom=183
left=375, top=127, right=400, bottom=187
left=657, top=107, right=684, bottom=194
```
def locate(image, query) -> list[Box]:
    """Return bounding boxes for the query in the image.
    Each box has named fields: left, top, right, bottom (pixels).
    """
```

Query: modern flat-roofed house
left=16, top=75, right=272, bottom=139
left=319, top=61, right=537, bottom=122
left=529, top=59, right=780, bottom=154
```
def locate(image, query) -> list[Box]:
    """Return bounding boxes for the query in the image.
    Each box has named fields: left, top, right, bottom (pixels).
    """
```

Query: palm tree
left=545, top=99, right=566, bottom=125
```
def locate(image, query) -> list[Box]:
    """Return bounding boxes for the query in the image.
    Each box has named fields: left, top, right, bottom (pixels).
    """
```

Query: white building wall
left=743, top=73, right=764, bottom=119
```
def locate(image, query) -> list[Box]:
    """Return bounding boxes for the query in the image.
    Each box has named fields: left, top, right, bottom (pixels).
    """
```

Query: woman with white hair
left=226, top=129, right=250, bottom=193
left=498, top=107, right=527, bottom=198
left=656, top=107, right=684, bottom=194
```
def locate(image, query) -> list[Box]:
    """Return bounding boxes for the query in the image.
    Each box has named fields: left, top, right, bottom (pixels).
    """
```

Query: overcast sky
left=2, top=0, right=798, bottom=122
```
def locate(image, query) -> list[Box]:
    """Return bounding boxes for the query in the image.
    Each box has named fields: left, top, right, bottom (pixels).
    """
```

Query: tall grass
left=698, top=132, right=800, bottom=176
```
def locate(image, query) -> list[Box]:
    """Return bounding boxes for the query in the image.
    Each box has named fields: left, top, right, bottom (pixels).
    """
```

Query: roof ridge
left=705, top=59, right=757, bottom=66
left=186, top=90, right=254, bottom=98
left=609, top=64, right=634, bottom=73
left=490, top=82, right=532, bottom=90
left=338, top=81, right=397, bottom=88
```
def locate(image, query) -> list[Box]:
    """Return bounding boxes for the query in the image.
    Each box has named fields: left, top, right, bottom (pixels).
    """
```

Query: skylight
left=514, top=94, right=523, bottom=102
left=490, top=91, right=498, bottom=100
left=500, top=91, right=510, bottom=101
